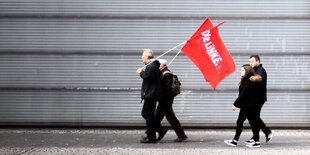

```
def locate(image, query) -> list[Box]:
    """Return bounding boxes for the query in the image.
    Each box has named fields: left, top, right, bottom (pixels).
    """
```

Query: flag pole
left=141, top=41, right=186, bottom=69
left=167, top=49, right=182, bottom=67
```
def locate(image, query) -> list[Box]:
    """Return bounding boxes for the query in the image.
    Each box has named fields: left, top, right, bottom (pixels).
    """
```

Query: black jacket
left=253, top=64, right=267, bottom=102
left=234, top=74, right=262, bottom=110
left=160, top=67, right=174, bottom=98
left=140, top=60, right=162, bottom=100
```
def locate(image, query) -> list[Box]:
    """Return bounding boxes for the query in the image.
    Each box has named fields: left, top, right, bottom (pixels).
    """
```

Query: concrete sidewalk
left=0, top=128, right=309, bottom=155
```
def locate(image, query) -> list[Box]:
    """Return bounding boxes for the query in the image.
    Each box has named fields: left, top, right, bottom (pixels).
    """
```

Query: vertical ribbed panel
left=0, top=0, right=309, bottom=127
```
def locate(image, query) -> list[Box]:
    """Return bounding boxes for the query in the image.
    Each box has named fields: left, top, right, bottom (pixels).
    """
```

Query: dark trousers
left=154, top=96, right=186, bottom=138
left=141, top=99, right=157, bottom=141
left=233, top=109, right=260, bottom=142
left=254, top=102, right=271, bottom=137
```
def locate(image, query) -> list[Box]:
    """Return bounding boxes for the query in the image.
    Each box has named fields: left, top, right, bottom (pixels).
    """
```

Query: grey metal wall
left=0, top=0, right=309, bottom=127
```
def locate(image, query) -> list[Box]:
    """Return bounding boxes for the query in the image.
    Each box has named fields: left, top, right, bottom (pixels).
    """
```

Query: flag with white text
left=181, top=18, right=235, bottom=89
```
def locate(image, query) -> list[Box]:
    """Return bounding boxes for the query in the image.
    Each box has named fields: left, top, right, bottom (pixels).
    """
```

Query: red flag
left=189, top=17, right=214, bottom=39
left=181, top=18, right=235, bottom=89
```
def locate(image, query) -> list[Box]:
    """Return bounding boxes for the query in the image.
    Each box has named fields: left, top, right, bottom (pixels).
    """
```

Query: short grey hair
left=143, top=49, right=154, bottom=59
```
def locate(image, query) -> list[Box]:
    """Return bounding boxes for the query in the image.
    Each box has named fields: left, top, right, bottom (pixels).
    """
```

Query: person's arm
left=233, top=80, right=253, bottom=108
left=140, top=62, right=157, bottom=82
left=256, top=68, right=266, bottom=81
left=232, top=105, right=236, bottom=111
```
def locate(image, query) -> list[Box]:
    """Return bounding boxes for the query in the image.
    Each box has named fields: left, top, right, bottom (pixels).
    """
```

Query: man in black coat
left=249, top=55, right=274, bottom=144
left=153, top=59, right=187, bottom=142
left=136, top=49, right=162, bottom=143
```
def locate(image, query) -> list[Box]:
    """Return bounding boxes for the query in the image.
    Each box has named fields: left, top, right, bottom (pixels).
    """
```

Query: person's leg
left=161, top=97, right=186, bottom=139
left=248, top=103, right=270, bottom=136
left=250, top=102, right=272, bottom=141
left=141, top=100, right=147, bottom=120
left=246, top=110, right=261, bottom=148
left=154, top=102, right=167, bottom=134
left=143, top=99, right=157, bottom=141
left=248, top=112, right=260, bottom=142
left=233, top=109, right=247, bottom=141
left=257, top=103, right=274, bottom=143
left=142, top=102, right=165, bottom=140
left=257, top=102, right=271, bottom=135
left=225, top=109, right=247, bottom=147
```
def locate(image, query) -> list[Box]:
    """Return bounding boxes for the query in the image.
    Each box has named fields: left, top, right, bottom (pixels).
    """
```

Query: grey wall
left=0, top=0, right=309, bottom=127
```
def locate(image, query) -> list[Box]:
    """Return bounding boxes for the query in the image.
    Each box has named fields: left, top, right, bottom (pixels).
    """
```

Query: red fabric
left=181, top=18, right=235, bottom=89
left=189, top=17, right=214, bottom=39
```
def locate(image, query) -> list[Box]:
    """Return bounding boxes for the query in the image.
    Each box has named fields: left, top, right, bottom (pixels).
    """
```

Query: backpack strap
left=162, top=71, right=173, bottom=79
left=162, top=70, right=172, bottom=76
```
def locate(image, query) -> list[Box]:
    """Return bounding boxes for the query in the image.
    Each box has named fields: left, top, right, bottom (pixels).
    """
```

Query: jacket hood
left=250, top=74, right=262, bottom=82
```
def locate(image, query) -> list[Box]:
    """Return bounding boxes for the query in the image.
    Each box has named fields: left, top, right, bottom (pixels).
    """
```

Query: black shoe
left=156, top=130, right=167, bottom=141
left=266, top=130, right=274, bottom=143
left=174, top=135, right=188, bottom=142
left=224, top=139, right=237, bottom=147
left=140, top=138, right=157, bottom=143
left=246, top=142, right=260, bottom=148
left=244, top=139, right=255, bottom=144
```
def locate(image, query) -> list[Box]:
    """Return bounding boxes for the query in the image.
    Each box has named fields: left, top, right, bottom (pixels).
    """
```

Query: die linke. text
left=201, top=30, right=223, bottom=67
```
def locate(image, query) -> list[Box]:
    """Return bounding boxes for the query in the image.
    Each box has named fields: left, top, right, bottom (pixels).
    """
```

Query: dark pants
left=141, top=99, right=157, bottom=141
left=154, top=96, right=186, bottom=138
left=254, top=102, right=271, bottom=137
left=233, top=108, right=260, bottom=141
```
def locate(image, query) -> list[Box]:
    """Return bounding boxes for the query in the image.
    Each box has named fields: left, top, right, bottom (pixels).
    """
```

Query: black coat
left=234, top=74, right=262, bottom=110
left=140, top=60, right=162, bottom=100
left=160, top=67, right=174, bottom=98
left=253, top=64, right=267, bottom=102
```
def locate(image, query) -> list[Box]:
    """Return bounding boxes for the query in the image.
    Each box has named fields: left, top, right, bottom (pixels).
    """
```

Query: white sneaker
left=224, top=139, right=237, bottom=147
left=246, top=142, right=260, bottom=148
left=266, top=130, right=274, bottom=143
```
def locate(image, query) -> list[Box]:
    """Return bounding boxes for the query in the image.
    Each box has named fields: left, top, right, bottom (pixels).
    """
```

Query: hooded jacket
left=234, top=74, right=262, bottom=110
left=140, top=60, right=162, bottom=100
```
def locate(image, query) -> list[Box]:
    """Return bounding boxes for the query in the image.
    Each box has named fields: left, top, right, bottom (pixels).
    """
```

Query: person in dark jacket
left=153, top=59, right=187, bottom=142
left=248, top=55, right=274, bottom=144
left=136, top=49, right=162, bottom=143
left=224, top=64, right=263, bottom=148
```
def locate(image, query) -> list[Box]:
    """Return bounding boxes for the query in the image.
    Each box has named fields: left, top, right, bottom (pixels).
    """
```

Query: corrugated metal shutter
left=0, top=54, right=309, bottom=89
left=0, top=0, right=309, bottom=17
left=1, top=90, right=309, bottom=126
left=1, top=18, right=310, bottom=53
left=0, top=0, right=309, bottom=127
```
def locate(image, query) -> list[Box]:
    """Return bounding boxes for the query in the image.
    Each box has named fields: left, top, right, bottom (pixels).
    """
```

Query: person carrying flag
left=136, top=49, right=162, bottom=143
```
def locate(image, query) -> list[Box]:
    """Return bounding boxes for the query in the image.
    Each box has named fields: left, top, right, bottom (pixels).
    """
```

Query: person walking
left=224, top=64, right=263, bottom=148
left=247, top=55, right=274, bottom=144
left=153, top=59, right=187, bottom=142
left=136, top=49, right=162, bottom=143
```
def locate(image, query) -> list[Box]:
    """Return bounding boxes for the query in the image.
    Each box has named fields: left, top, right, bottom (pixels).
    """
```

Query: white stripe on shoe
left=246, top=143, right=260, bottom=148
